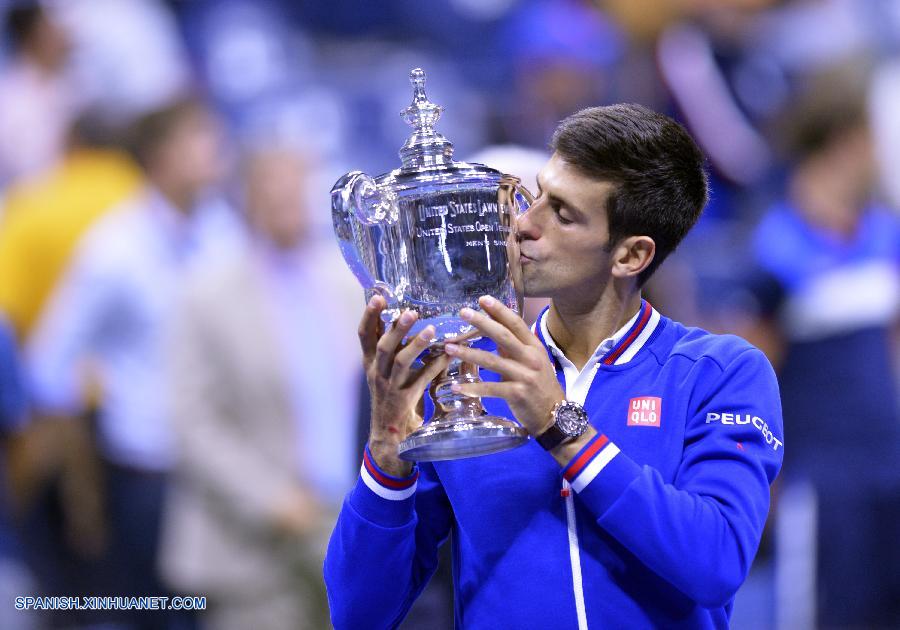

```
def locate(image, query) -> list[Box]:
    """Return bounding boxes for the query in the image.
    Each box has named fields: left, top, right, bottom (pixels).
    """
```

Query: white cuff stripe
left=360, top=464, right=418, bottom=501
left=570, top=443, right=621, bottom=493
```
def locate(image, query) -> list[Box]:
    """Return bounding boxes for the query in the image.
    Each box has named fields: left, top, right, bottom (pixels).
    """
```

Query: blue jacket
left=325, top=302, right=783, bottom=629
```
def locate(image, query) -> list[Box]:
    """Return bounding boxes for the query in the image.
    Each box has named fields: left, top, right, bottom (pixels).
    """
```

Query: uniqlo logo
left=628, top=397, right=661, bottom=428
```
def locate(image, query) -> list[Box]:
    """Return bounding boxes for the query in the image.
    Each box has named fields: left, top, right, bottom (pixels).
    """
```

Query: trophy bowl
left=331, top=68, right=533, bottom=461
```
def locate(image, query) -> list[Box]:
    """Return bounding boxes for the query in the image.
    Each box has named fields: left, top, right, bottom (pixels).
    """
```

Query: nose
left=516, top=198, right=542, bottom=242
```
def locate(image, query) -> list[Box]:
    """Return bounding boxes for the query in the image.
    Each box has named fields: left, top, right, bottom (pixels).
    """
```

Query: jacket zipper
left=562, top=478, right=589, bottom=629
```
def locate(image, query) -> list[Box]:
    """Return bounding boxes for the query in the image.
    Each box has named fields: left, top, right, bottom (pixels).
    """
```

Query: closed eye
left=554, top=206, right=573, bottom=225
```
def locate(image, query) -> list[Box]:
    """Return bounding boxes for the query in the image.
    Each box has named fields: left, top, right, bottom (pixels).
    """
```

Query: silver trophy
left=332, top=68, right=534, bottom=461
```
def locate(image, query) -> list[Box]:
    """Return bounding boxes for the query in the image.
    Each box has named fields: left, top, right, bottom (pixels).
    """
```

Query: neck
left=152, top=178, right=196, bottom=215
left=23, top=49, right=63, bottom=76
left=546, top=285, right=643, bottom=370
left=256, top=233, right=305, bottom=261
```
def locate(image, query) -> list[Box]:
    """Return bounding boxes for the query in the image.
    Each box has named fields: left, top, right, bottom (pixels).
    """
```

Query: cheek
left=176, top=132, right=223, bottom=175
left=553, top=234, right=599, bottom=264
left=554, top=241, right=611, bottom=284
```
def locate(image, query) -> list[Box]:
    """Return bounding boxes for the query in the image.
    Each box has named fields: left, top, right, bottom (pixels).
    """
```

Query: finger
left=390, top=325, right=435, bottom=386
left=451, top=326, right=482, bottom=345
left=358, top=295, right=386, bottom=364
left=478, top=295, right=535, bottom=345
left=407, top=413, right=424, bottom=434
left=375, top=310, right=418, bottom=379
left=411, top=352, right=451, bottom=392
left=449, top=380, right=512, bottom=401
left=459, top=306, right=528, bottom=360
left=443, top=343, right=525, bottom=380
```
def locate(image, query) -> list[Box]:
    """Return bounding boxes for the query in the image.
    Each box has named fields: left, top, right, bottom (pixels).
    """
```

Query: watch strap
left=536, top=400, right=588, bottom=451
left=536, top=422, right=569, bottom=450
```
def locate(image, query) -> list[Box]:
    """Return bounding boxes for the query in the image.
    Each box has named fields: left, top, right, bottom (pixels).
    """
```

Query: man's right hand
left=359, top=295, right=449, bottom=477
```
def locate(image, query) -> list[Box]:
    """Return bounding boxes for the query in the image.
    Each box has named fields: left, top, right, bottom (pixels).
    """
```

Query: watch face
left=558, top=403, right=587, bottom=435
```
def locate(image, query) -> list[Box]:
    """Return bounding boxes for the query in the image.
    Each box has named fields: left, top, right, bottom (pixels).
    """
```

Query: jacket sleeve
left=564, top=348, right=783, bottom=608
left=324, top=449, right=453, bottom=630
left=25, top=245, right=121, bottom=415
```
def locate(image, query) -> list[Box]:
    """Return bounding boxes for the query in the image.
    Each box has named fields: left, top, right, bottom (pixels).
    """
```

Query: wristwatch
left=536, top=400, right=589, bottom=450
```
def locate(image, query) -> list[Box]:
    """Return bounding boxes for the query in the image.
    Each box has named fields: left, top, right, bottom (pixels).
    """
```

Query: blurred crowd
left=0, top=0, right=897, bottom=629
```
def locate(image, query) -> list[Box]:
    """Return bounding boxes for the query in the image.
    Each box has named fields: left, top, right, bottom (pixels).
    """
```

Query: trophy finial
left=399, top=67, right=454, bottom=169
left=402, top=68, right=443, bottom=131
left=410, top=68, right=426, bottom=92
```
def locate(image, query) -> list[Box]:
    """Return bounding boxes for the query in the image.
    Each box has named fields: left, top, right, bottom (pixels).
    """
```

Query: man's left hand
left=444, top=295, right=564, bottom=437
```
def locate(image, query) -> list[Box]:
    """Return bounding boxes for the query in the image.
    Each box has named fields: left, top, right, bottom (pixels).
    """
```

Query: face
left=797, top=123, right=876, bottom=227
left=829, top=124, right=876, bottom=208
left=245, top=150, right=310, bottom=250
left=517, top=152, right=617, bottom=302
left=154, top=108, right=226, bottom=198
left=29, top=13, right=71, bottom=71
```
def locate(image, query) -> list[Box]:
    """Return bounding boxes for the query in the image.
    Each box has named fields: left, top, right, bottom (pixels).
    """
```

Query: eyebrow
left=536, top=173, right=587, bottom=219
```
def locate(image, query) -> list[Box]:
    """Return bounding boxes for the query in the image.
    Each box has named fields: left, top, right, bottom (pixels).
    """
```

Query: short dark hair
left=777, top=68, right=869, bottom=165
left=550, top=104, right=708, bottom=285
left=4, top=3, right=44, bottom=52
left=127, top=97, right=208, bottom=170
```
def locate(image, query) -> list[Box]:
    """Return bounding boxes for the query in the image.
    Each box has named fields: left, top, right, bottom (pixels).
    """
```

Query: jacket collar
left=532, top=299, right=660, bottom=367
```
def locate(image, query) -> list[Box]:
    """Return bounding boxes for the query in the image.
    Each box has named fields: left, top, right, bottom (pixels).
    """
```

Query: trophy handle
left=498, top=174, right=534, bottom=216
left=340, top=171, right=398, bottom=225
left=497, top=176, right=535, bottom=319
left=514, top=183, right=534, bottom=213
left=331, top=171, right=403, bottom=322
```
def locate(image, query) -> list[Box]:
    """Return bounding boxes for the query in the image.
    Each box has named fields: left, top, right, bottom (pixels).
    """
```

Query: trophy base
left=397, top=416, right=529, bottom=462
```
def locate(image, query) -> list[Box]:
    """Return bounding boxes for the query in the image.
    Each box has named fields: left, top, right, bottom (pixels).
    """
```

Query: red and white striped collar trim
left=532, top=300, right=661, bottom=367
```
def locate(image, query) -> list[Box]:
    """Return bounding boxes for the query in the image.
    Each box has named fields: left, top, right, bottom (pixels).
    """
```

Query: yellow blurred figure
left=0, top=148, right=143, bottom=339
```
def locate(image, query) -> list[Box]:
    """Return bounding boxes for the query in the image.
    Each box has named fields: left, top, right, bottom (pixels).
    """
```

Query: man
left=160, top=145, right=359, bottom=630
left=0, top=113, right=141, bottom=630
left=26, top=96, right=237, bottom=628
left=324, top=104, right=783, bottom=628
left=0, top=113, right=142, bottom=340
left=0, top=317, right=37, bottom=630
left=742, top=77, right=900, bottom=626
left=0, top=2, right=74, bottom=189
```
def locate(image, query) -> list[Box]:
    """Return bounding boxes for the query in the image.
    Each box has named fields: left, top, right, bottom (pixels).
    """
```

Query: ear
left=610, top=235, right=655, bottom=281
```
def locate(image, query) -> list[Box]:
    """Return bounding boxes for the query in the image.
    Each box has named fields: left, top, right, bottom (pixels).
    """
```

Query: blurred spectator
left=657, top=15, right=773, bottom=187
left=740, top=71, right=900, bottom=627
left=160, top=144, right=359, bottom=629
left=54, top=0, right=190, bottom=125
left=492, top=0, right=624, bottom=147
left=0, top=2, right=75, bottom=190
left=26, top=96, right=238, bottom=628
left=0, top=317, right=36, bottom=630
left=869, top=57, right=900, bottom=210
left=0, top=113, right=143, bottom=340
left=0, top=110, right=142, bottom=628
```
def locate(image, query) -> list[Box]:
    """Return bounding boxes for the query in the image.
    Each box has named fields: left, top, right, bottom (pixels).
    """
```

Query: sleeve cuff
left=562, top=433, right=642, bottom=515
left=348, top=445, right=419, bottom=527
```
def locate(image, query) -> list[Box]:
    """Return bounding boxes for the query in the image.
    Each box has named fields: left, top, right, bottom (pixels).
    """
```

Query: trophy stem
left=429, top=351, right=488, bottom=423
left=397, top=343, right=529, bottom=462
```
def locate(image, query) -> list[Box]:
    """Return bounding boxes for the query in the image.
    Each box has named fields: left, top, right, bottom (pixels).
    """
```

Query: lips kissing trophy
left=331, top=68, right=534, bottom=461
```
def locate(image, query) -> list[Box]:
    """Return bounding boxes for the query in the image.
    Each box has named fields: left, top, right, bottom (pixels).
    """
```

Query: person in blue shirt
left=0, top=316, right=38, bottom=630
left=742, top=78, right=900, bottom=627
left=325, top=104, right=783, bottom=629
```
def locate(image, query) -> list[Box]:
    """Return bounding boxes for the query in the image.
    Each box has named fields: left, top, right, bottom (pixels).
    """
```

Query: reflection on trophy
left=331, top=68, right=534, bottom=461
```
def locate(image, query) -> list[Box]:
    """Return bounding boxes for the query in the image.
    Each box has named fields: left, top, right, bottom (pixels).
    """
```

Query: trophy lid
left=399, top=68, right=455, bottom=170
